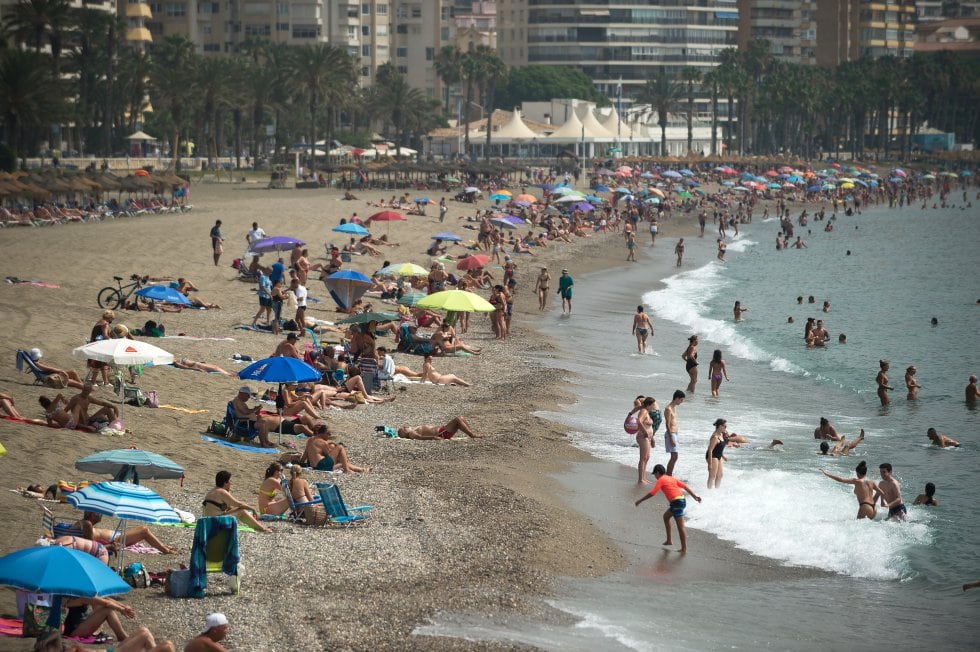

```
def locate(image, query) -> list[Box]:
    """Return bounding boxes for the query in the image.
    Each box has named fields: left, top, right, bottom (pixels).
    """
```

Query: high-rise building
left=390, top=1, right=453, bottom=97
left=737, top=0, right=816, bottom=65
left=119, top=0, right=154, bottom=49
left=495, top=0, right=740, bottom=100
left=814, top=0, right=916, bottom=67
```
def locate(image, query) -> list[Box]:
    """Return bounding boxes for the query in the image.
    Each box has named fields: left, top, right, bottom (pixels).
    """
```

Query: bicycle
left=97, top=274, right=149, bottom=310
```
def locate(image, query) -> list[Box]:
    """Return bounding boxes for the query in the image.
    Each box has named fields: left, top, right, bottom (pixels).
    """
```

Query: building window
left=412, top=5, right=421, bottom=18
left=396, top=24, right=407, bottom=33
left=441, top=6, right=450, bottom=21
left=397, top=65, right=408, bottom=74
left=276, top=2, right=287, bottom=14
left=164, top=3, right=186, bottom=17
left=197, top=2, right=219, bottom=15
left=361, top=66, right=370, bottom=76
left=277, top=22, right=288, bottom=31
left=292, top=24, right=319, bottom=38
left=362, top=3, right=370, bottom=15
left=362, top=25, right=370, bottom=36
left=201, top=24, right=211, bottom=34
left=203, top=42, right=220, bottom=51
left=245, top=24, right=271, bottom=36
left=149, top=3, right=162, bottom=13
left=347, top=25, right=357, bottom=38
left=425, top=46, right=434, bottom=60
left=376, top=44, right=388, bottom=55
left=440, top=26, right=449, bottom=40
left=376, top=24, right=387, bottom=35
left=243, top=2, right=268, bottom=16
left=362, top=44, right=371, bottom=56
left=396, top=46, right=407, bottom=57
left=377, top=3, right=387, bottom=15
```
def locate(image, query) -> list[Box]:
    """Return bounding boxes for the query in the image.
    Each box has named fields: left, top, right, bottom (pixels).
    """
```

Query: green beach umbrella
left=336, top=311, right=400, bottom=325
left=397, top=291, right=427, bottom=307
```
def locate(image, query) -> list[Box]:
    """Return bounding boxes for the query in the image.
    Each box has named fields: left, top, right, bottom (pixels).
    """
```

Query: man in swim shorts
left=397, top=416, right=482, bottom=440
left=877, top=462, right=906, bottom=521
left=662, top=390, right=685, bottom=476
left=634, top=464, right=702, bottom=553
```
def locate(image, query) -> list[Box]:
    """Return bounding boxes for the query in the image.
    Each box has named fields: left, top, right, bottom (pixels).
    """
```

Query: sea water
left=417, top=203, right=980, bottom=649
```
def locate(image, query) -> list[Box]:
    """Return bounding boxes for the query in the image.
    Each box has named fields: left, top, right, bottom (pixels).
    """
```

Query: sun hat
left=201, top=613, right=228, bottom=634
left=238, top=386, right=254, bottom=395
left=29, top=348, right=42, bottom=360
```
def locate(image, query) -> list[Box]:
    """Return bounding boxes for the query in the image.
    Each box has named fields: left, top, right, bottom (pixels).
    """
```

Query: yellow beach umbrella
left=416, top=290, right=495, bottom=313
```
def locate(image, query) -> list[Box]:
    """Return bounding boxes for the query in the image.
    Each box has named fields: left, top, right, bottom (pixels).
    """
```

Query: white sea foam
left=686, top=467, right=931, bottom=580
left=643, top=262, right=804, bottom=375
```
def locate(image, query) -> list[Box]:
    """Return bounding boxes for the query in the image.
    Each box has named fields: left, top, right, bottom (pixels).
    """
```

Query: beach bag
left=42, top=374, right=68, bottom=389
left=124, top=563, right=149, bottom=589
left=624, top=411, right=639, bottom=435
left=22, top=595, right=62, bottom=637
left=145, top=390, right=159, bottom=408
left=207, top=420, right=227, bottom=436
left=165, top=568, right=192, bottom=598
left=649, top=409, right=663, bottom=434
left=346, top=391, right=367, bottom=404
left=282, top=319, right=299, bottom=331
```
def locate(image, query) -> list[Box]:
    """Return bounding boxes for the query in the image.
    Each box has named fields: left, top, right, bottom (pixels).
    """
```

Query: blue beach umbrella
left=592, top=185, right=610, bottom=192
left=332, top=223, right=370, bottom=236
left=324, top=269, right=371, bottom=311
left=75, top=449, right=184, bottom=484
left=682, top=179, right=699, bottom=187
left=639, top=172, right=654, bottom=179
left=663, top=170, right=682, bottom=178
left=67, top=481, right=180, bottom=571
left=722, top=181, right=735, bottom=187
left=489, top=193, right=510, bottom=201
left=807, top=185, right=822, bottom=193
left=134, top=285, right=193, bottom=306
left=431, top=232, right=463, bottom=242
left=414, top=197, right=432, bottom=204
left=614, top=187, right=631, bottom=194
left=679, top=169, right=694, bottom=176
left=238, top=356, right=321, bottom=384
left=585, top=195, right=604, bottom=203
left=0, top=546, right=130, bottom=627
left=570, top=202, right=594, bottom=212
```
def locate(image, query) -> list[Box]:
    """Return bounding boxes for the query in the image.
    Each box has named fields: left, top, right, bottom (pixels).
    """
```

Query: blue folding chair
left=224, top=402, right=259, bottom=441
left=314, top=483, right=372, bottom=526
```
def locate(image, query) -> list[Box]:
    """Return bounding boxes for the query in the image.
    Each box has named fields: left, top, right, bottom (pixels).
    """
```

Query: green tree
left=149, top=35, right=196, bottom=167
left=495, top=65, right=608, bottom=109
left=0, top=48, right=62, bottom=163
left=369, top=64, right=440, bottom=160
left=633, top=70, right=682, bottom=157
left=679, top=66, right=701, bottom=155
left=481, top=52, right=507, bottom=161
left=291, top=44, right=356, bottom=173
left=434, top=45, right=463, bottom=115
left=4, top=0, right=71, bottom=61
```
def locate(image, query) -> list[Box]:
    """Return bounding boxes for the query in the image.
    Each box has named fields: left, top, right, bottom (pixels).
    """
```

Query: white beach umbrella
left=72, top=340, right=174, bottom=366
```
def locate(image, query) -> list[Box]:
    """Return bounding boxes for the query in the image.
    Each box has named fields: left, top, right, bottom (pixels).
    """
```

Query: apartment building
left=495, top=0, right=739, bottom=100
left=737, top=0, right=817, bottom=65
left=814, top=0, right=916, bottom=67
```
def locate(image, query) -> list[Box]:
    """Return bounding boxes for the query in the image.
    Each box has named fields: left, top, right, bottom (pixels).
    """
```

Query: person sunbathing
left=280, top=384, right=325, bottom=419
left=38, top=394, right=87, bottom=429
left=337, top=369, right=396, bottom=404
left=176, top=278, right=221, bottom=309
left=300, top=383, right=357, bottom=410
left=283, top=465, right=327, bottom=525
left=25, top=348, right=85, bottom=388
left=257, top=462, right=289, bottom=517
left=33, top=612, right=175, bottom=652
left=430, top=323, right=481, bottom=355
left=420, top=355, right=472, bottom=386
left=300, top=424, right=370, bottom=473
left=356, top=236, right=383, bottom=257
left=65, top=383, right=118, bottom=428
left=74, top=511, right=177, bottom=554
left=0, top=390, right=23, bottom=419
left=172, top=357, right=232, bottom=376
left=43, top=534, right=111, bottom=564
left=202, top=471, right=272, bottom=533
left=396, top=416, right=482, bottom=440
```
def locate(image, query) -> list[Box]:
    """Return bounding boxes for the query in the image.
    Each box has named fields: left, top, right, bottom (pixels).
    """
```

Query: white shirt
left=380, top=354, right=395, bottom=377
left=247, top=227, right=267, bottom=245
left=294, top=284, right=307, bottom=308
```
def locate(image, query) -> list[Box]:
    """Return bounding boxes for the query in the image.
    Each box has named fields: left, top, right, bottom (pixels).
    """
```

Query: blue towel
left=189, top=516, right=239, bottom=598
left=200, top=435, right=279, bottom=454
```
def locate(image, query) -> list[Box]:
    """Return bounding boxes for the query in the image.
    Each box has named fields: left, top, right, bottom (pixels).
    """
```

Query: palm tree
left=461, top=45, right=493, bottom=156
left=0, top=48, right=62, bottom=163
left=149, top=35, right=196, bottom=168
left=740, top=39, right=771, bottom=154
left=702, top=69, right=720, bottom=155
left=481, top=52, right=507, bottom=161
left=434, top=45, right=463, bottom=115
left=291, top=44, right=356, bottom=174
left=369, top=64, right=439, bottom=160
left=715, top=49, right=744, bottom=156
left=5, top=0, right=71, bottom=59
left=679, top=66, right=701, bottom=155
left=633, top=70, right=681, bottom=157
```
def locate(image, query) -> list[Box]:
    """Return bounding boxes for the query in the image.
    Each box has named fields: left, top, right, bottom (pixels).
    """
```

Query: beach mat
left=201, top=435, right=279, bottom=454
left=1, top=415, right=91, bottom=433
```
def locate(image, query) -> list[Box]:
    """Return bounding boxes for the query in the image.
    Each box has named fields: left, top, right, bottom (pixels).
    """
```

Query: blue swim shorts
left=669, top=498, right=687, bottom=518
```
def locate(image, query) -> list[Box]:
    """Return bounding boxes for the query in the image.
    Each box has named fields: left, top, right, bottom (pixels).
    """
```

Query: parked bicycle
left=97, top=274, right=149, bottom=310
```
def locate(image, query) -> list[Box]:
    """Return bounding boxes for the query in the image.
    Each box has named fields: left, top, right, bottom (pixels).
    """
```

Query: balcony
left=125, top=3, right=154, bottom=19
left=126, top=26, right=154, bottom=42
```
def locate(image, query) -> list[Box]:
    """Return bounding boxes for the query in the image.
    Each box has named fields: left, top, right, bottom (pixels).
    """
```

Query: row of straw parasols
left=0, top=170, right=186, bottom=200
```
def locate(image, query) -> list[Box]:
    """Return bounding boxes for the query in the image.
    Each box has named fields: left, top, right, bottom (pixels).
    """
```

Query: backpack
left=145, top=390, right=159, bottom=408
left=624, top=411, right=639, bottom=435
left=207, top=420, right=228, bottom=436
left=124, top=563, right=149, bottom=589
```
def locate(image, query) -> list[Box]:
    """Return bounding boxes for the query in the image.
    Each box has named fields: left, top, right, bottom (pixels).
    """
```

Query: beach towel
left=160, top=335, right=236, bottom=341
left=0, top=617, right=105, bottom=643
left=4, top=277, right=60, bottom=289
left=1, top=415, right=93, bottom=433
left=201, top=435, right=279, bottom=454
left=234, top=324, right=275, bottom=334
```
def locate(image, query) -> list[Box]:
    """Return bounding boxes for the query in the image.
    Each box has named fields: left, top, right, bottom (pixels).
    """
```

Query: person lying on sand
left=176, top=278, right=221, bottom=309
left=74, top=511, right=177, bottom=554
left=420, top=355, right=472, bottom=386
left=172, top=357, right=232, bottom=376
left=0, top=390, right=23, bottom=419
left=397, top=416, right=482, bottom=440
left=34, top=622, right=175, bottom=652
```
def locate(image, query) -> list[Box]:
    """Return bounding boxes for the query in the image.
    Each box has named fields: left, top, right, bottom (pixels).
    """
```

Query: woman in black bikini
left=202, top=470, right=272, bottom=533
left=706, top=418, right=729, bottom=488
left=681, top=335, right=699, bottom=393
left=821, top=461, right=879, bottom=520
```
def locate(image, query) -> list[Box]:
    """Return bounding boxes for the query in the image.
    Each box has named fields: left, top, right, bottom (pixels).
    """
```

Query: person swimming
left=913, top=482, right=938, bottom=506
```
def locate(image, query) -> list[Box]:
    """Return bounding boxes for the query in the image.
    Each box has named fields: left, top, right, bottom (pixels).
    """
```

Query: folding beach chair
left=280, top=476, right=322, bottom=524
left=224, top=402, right=259, bottom=442
left=15, top=349, right=49, bottom=385
left=314, top=483, right=372, bottom=527
left=189, top=516, right=240, bottom=597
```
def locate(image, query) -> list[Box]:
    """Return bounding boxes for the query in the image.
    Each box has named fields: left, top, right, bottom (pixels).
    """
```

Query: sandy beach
left=0, top=180, right=711, bottom=650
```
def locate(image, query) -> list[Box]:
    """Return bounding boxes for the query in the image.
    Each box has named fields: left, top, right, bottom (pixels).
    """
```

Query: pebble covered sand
left=0, top=181, right=706, bottom=650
